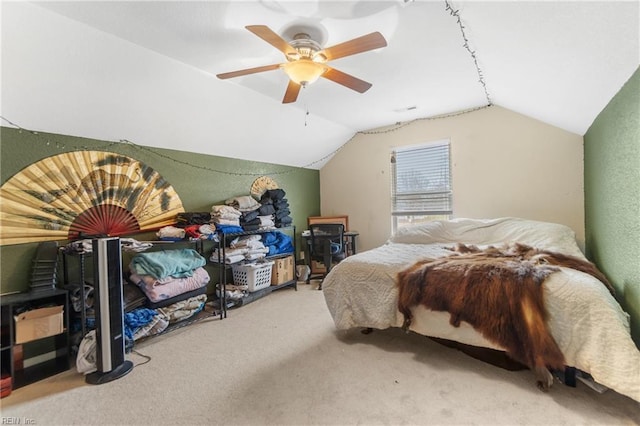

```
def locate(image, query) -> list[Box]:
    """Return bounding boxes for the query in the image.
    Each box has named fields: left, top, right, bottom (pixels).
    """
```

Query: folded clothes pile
left=221, top=193, right=277, bottom=232
left=210, top=234, right=269, bottom=264
left=259, top=189, right=292, bottom=228
left=156, top=226, right=186, bottom=241
left=173, top=213, right=218, bottom=240
left=128, top=249, right=210, bottom=303
left=183, top=224, right=218, bottom=240
left=63, top=238, right=153, bottom=253
left=176, top=212, right=211, bottom=227
left=225, top=195, right=260, bottom=212
left=211, top=205, right=242, bottom=227
left=238, top=208, right=276, bottom=232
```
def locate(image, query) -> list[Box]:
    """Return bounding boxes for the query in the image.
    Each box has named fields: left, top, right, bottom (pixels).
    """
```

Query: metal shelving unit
left=211, top=226, right=297, bottom=317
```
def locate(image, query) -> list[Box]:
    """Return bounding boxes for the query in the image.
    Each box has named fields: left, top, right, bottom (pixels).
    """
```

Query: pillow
left=389, top=217, right=583, bottom=256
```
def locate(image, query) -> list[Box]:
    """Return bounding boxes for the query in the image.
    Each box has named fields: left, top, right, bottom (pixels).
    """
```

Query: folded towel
left=225, top=196, right=260, bottom=212
left=130, top=249, right=206, bottom=279
left=211, top=205, right=242, bottom=217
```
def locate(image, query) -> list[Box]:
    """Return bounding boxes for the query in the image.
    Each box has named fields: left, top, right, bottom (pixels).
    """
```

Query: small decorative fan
left=250, top=176, right=279, bottom=200
left=0, top=151, right=185, bottom=245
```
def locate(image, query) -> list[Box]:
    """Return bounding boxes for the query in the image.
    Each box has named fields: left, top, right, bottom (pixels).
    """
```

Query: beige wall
left=320, top=106, right=585, bottom=252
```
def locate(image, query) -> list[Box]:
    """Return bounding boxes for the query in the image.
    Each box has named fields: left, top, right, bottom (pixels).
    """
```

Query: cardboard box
left=14, top=305, right=64, bottom=344
left=271, top=255, right=295, bottom=285
left=311, top=260, right=327, bottom=274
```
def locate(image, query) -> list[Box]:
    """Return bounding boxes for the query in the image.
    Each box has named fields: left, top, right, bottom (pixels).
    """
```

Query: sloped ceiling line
left=0, top=116, right=311, bottom=177
left=360, top=104, right=493, bottom=135
left=5, top=1, right=639, bottom=168
left=445, top=0, right=492, bottom=106
left=3, top=104, right=492, bottom=176
left=116, top=138, right=303, bottom=177
left=302, top=104, right=495, bottom=170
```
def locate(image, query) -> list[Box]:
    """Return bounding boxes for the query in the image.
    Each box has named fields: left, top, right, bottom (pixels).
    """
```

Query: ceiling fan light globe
left=282, top=59, right=327, bottom=86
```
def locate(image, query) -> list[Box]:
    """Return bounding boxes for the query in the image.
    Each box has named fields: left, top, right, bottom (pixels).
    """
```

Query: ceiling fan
left=216, top=25, right=387, bottom=104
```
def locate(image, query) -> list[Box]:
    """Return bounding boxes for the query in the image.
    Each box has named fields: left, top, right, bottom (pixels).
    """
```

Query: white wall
left=0, top=2, right=349, bottom=169
left=320, top=106, right=585, bottom=252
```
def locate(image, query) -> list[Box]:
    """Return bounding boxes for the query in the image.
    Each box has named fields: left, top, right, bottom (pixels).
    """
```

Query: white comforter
left=322, top=218, right=640, bottom=402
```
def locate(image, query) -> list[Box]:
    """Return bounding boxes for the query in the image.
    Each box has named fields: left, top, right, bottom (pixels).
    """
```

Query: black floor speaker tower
left=86, top=237, right=133, bottom=385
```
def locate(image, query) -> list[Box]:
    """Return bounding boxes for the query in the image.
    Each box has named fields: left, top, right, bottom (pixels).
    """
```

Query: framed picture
left=307, top=215, right=349, bottom=231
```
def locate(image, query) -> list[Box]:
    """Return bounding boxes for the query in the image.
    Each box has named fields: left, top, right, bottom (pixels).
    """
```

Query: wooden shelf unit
left=1, top=288, right=70, bottom=391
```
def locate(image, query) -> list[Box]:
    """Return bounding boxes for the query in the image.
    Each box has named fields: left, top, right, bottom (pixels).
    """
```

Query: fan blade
left=246, top=25, right=297, bottom=57
left=282, top=80, right=301, bottom=104
left=216, top=63, right=281, bottom=79
left=321, top=32, right=387, bottom=61
left=322, top=67, right=372, bottom=93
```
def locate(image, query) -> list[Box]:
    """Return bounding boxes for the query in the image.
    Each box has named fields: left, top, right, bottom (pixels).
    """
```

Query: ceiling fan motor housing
left=287, top=33, right=327, bottom=62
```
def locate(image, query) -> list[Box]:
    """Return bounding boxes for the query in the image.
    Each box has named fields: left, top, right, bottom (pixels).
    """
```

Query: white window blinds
left=391, top=141, right=452, bottom=216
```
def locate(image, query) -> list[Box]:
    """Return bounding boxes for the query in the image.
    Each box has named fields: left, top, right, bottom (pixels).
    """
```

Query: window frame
left=390, top=139, right=452, bottom=234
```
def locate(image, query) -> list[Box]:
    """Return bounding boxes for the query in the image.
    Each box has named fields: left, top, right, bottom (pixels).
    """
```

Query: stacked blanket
left=123, top=294, right=208, bottom=347
left=129, top=249, right=210, bottom=303
left=222, top=190, right=293, bottom=232
left=211, top=205, right=242, bottom=227
left=210, top=234, right=269, bottom=264
left=225, top=195, right=260, bottom=212
left=156, top=226, right=186, bottom=241
left=224, top=194, right=278, bottom=232
left=259, top=189, right=292, bottom=228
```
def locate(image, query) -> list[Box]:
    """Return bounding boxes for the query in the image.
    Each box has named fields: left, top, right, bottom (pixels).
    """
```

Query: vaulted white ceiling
left=2, top=1, right=638, bottom=169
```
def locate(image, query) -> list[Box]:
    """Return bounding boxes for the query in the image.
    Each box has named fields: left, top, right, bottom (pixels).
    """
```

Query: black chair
left=306, top=223, right=347, bottom=290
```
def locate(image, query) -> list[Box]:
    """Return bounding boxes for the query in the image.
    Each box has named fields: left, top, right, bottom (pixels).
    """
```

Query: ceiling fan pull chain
left=299, top=86, right=310, bottom=127
left=304, top=94, right=311, bottom=127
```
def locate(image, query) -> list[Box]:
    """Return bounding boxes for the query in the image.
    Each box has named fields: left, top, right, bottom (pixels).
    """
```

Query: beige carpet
left=1, top=283, right=638, bottom=425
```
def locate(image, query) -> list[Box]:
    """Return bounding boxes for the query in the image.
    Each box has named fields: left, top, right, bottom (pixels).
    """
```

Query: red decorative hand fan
left=0, top=151, right=184, bottom=245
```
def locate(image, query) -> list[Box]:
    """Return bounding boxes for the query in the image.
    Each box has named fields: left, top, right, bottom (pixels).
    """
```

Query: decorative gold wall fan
left=250, top=176, right=278, bottom=200
left=217, top=25, right=387, bottom=103
left=0, top=151, right=185, bottom=245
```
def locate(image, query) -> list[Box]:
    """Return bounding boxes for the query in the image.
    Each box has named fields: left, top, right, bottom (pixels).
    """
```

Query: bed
left=322, top=217, right=640, bottom=402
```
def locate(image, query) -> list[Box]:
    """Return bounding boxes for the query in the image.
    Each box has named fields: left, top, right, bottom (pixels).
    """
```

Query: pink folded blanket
left=129, top=267, right=210, bottom=303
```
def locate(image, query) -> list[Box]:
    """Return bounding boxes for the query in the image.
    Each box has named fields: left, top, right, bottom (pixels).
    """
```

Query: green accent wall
left=0, top=127, right=320, bottom=294
left=584, top=66, right=640, bottom=347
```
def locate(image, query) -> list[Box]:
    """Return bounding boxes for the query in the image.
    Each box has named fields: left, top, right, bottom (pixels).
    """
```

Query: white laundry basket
left=231, top=261, right=274, bottom=292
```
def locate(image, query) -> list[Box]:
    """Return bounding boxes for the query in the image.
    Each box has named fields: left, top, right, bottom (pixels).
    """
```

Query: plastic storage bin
left=232, top=261, right=274, bottom=292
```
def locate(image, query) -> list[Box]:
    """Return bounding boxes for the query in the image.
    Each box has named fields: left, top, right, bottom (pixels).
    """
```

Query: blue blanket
left=261, top=231, right=294, bottom=256
left=124, top=308, right=158, bottom=341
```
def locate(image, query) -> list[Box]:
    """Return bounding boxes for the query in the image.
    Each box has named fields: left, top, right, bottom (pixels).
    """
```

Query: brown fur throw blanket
left=396, top=242, right=613, bottom=390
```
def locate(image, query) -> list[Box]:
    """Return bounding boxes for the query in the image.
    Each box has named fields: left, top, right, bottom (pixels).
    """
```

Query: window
left=391, top=140, right=452, bottom=232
